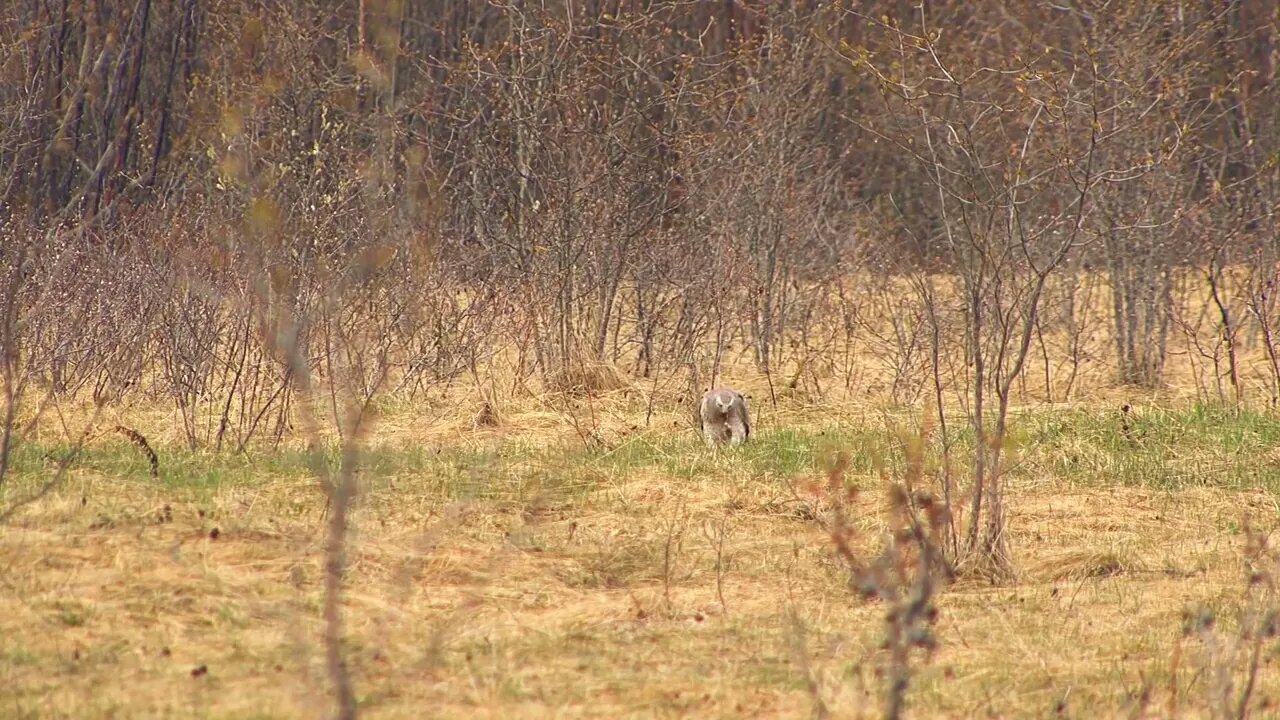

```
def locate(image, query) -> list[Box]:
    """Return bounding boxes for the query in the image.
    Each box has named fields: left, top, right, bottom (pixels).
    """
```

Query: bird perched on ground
left=697, top=387, right=751, bottom=447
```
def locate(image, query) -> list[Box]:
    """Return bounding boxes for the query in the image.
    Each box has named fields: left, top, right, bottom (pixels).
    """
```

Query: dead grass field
left=3, top=381, right=1280, bottom=719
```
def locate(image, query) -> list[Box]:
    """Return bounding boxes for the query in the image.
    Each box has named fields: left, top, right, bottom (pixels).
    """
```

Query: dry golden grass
left=3, top=361, right=1280, bottom=718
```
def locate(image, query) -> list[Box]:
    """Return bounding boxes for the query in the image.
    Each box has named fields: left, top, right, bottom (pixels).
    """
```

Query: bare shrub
left=806, top=421, right=953, bottom=719
left=1175, top=519, right=1280, bottom=720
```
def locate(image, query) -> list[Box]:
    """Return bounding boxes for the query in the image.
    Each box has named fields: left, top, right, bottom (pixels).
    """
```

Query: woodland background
left=2, top=1, right=1276, bottom=421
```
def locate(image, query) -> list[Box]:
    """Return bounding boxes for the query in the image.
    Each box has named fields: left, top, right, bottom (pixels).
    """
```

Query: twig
left=113, top=424, right=159, bottom=479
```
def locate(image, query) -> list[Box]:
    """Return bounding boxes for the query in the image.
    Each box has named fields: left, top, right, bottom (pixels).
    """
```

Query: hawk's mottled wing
left=735, top=392, right=751, bottom=439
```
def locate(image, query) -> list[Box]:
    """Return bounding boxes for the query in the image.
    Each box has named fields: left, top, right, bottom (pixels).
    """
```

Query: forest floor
left=2, top=386, right=1280, bottom=719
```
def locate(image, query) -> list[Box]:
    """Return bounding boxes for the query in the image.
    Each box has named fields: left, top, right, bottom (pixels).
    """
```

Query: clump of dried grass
left=1030, top=548, right=1143, bottom=582
left=544, top=360, right=630, bottom=396
left=472, top=401, right=500, bottom=429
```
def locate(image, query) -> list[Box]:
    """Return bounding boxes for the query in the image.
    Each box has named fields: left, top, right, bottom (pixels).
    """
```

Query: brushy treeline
left=0, top=1, right=1277, bottom=439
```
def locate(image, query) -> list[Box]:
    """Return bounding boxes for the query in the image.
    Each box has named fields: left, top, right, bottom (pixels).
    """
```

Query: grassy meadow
left=4, top=0, right=1278, bottom=715
left=3, top=367, right=1280, bottom=719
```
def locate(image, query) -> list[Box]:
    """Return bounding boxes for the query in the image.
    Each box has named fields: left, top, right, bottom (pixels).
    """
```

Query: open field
left=3, top=390, right=1280, bottom=719
left=4, top=1, right=1278, bottom=717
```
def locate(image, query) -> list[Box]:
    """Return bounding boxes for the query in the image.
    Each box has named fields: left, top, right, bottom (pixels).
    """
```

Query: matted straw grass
left=2, top=381, right=1279, bottom=718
